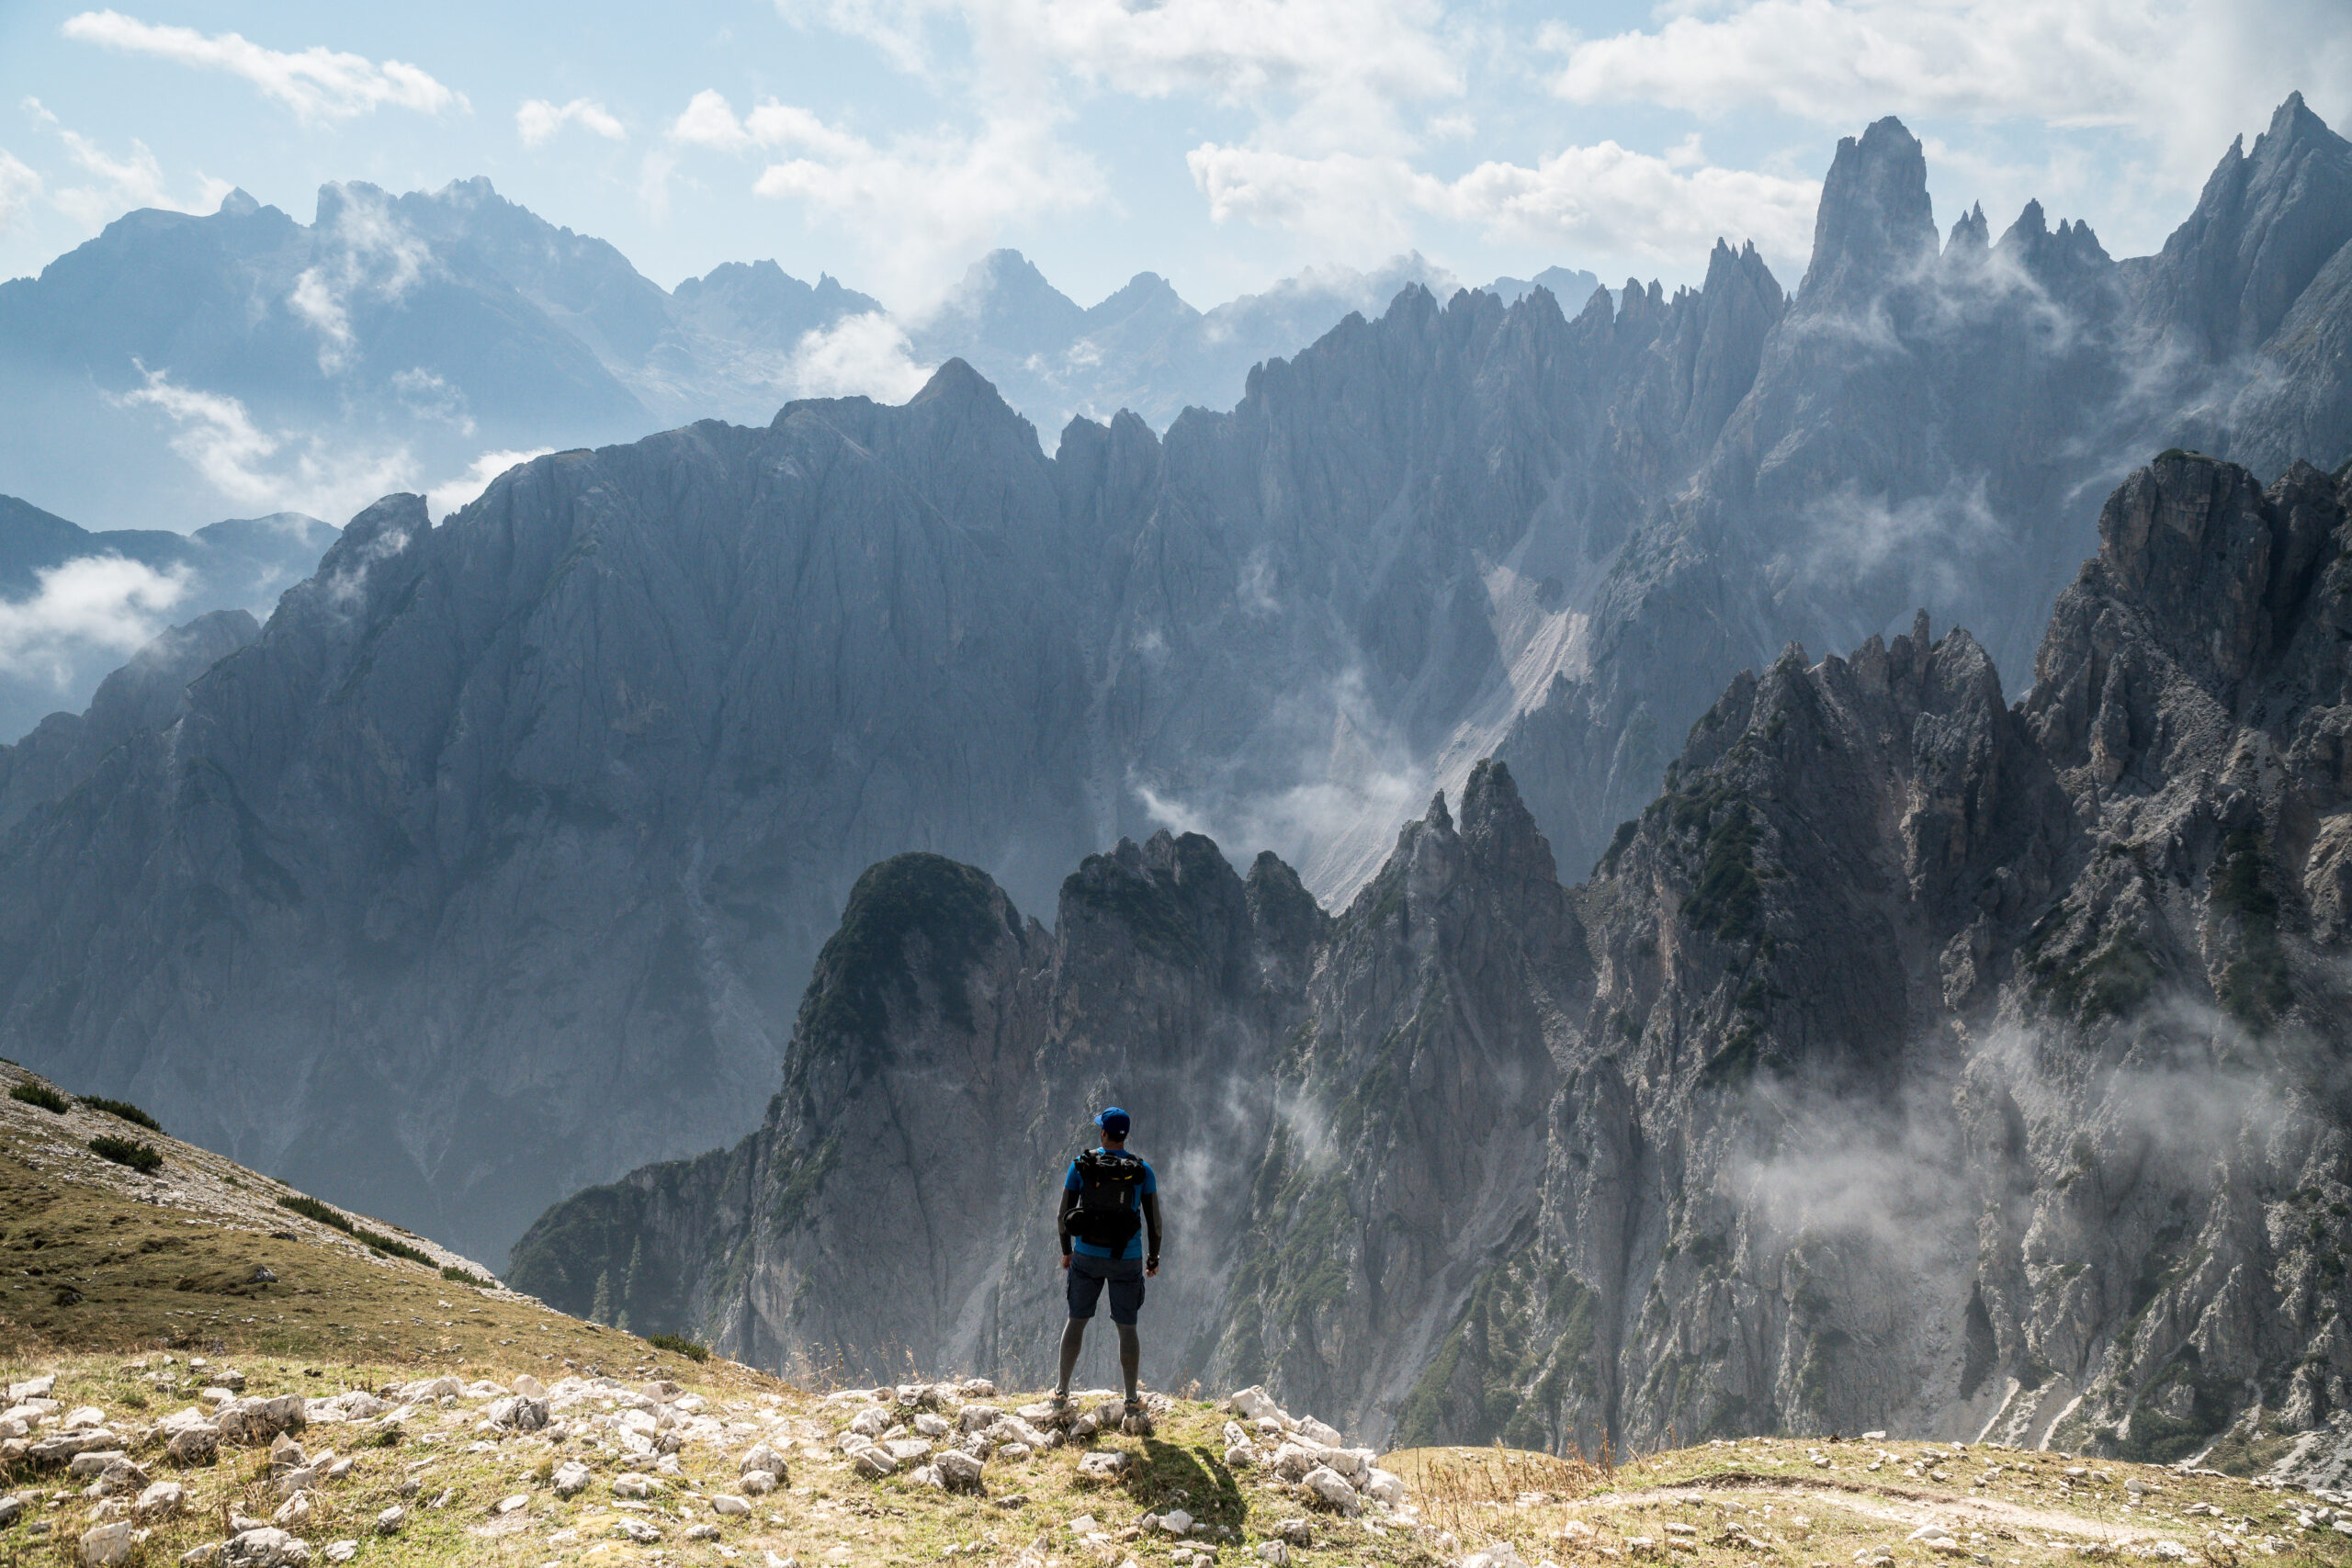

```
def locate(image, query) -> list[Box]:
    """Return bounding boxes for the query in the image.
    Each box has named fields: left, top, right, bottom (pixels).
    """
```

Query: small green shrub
left=354, top=1226, right=435, bottom=1267
left=441, top=1265, right=492, bottom=1287
left=88, top=1134, right=163, bottom=1173
left=81, top=1096, right=161, bottom=1132
left=10, top=1081, right=68, bottom=1113
left=277, top=1191, right=435, bottom=1267
left=646, top=1332, right=710, bottom=1362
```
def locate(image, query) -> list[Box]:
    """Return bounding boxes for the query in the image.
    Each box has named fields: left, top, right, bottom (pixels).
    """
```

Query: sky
left=0, top=0, right=2347, bottom=317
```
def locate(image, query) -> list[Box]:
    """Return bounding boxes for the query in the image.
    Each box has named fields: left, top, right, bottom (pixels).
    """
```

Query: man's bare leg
left=1116, top=1323, right=1140, bottom=1403
left=1055, top=1318, right=1087, bottom=1399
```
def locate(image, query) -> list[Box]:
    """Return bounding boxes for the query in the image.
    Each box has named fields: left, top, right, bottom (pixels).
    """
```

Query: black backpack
left=1070, top=1148, right=1145, bottom=1247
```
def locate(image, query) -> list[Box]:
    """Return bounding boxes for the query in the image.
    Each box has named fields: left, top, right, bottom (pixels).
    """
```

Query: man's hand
left=1061, top=1252, right=1072, bottom=1271
left=1146, top=1257, right=1159, bottom=1279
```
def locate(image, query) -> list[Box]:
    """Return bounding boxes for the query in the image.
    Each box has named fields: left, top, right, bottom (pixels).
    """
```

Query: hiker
left=1054, top=1105, right=1161, bottom=1422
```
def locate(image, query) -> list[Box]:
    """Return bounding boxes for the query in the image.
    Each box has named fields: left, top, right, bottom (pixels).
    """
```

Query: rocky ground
left=7, top=1355, right=2352, bottom=1568
left=9, top=1059, right=2352, bottom=1568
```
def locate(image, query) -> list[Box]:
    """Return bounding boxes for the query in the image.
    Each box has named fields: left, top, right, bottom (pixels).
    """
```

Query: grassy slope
left=6, top=1059, right=2351, bottom=1567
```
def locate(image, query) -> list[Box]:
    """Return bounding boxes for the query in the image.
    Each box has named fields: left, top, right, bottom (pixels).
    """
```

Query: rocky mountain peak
left=2142, top=93, right=2352, bottom=356
left=2046, top=451, right=2346, bottom=724
left=1800, top=115, right=1938, bottom=308
left=1946, top=202, right=1991, bottom=255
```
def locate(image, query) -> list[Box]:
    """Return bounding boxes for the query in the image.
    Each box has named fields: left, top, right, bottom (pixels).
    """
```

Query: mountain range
left=514, top=447, right=2352, bottom=1467
left=0, top=169, right=1539, bottom=535
left=0, top=97, right=2347, bottom=1295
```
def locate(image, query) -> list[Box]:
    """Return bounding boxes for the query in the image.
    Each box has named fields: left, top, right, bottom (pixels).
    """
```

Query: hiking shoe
left=1120, top=1399, right=1152, bottom=1435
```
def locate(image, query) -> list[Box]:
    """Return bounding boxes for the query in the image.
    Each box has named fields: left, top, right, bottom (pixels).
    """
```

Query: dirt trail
left=1578, top=1475, right=2188, bottom=1545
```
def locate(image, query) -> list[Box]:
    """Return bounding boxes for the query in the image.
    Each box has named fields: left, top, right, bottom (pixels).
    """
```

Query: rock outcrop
left=519, top=453, right=2352, bottom=1473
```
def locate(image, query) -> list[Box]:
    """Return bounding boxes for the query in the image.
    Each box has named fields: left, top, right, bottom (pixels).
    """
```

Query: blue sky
left=0, top=0, right=2347, bottom=313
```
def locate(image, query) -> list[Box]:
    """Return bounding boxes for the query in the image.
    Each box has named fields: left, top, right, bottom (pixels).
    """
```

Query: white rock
left=1226, top=1443, right=1258, bottom=1469
left=1256, top=1543, right=1290, bottom=1565
left=612, top=1473, right=658, bottom=1498
left=1077, top=1450, right=1131, bottom=1482
left=224, top=1529, right=311, bottom=1568
left=512, top=1375, right=546, bottom=1399
left=137, top=1481, right=186, bottom=1519
left=935, top=1450, right=985, bottom=1494
left=847, top=1406, right=892, bottom=1438
left=375, top=1506, right=405, bottom=1534
left=612, top=1517, right=662, bottom=1544
left=272, top=1492, right=313, bottom=1529
left=960, top=1379, right=998, bottom=1398
left=1162, top=1509, right=1195, bottom=1535
left=321, top=1544, right=356, bottom=1564
left=81, top=1521, right=137, bottom=1566
left=495, top=1495, right=528, bottom=1515
left=741, top=1441, right=787, bottom=1475
left=6, top=1374, right=56, bottom=1403
left=1068, top=1515, right=1100, bottom=1534
left=552, top=1461, right=593, bottom=1498
left=915, top=1413, right=952, bottom=1438
left=853, top=1448, right=897, bottom=1479
left=713, top=1495, right=752, bottom=1517
left=1271, top=1441, right=1326, bottom=1481
left=1302, top=1465, right=1362, bottom=1517
left=1227, top=1387, right=1286, bottom=1425
left=741, top=1469, right=777, bottom=1495
left=1463, top=1546, right=1532, bottom=1568
left=1296, top=1417, right=1345, bottom=1449
left=1365, top=1468, right=1408, bottom=1505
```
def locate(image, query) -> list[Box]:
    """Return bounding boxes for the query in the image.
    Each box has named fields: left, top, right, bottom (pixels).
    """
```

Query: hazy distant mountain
left=0, top=494, right=333, bottom=740
left=912, top=249, right=1472, bottom=431
left=0, top=174, right=1559, bottom=534
left=1485, top=264, right=1605, bottom=309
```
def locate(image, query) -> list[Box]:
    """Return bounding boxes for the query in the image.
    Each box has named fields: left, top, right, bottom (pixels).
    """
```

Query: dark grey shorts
left=1067, top=1252, right=1146, bottom=1324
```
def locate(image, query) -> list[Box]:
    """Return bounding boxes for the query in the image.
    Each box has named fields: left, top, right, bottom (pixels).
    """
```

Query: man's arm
left=1141, top=1192, right=1162, bottom=1275
left=1057, top=1189, right=1078, bottom=1265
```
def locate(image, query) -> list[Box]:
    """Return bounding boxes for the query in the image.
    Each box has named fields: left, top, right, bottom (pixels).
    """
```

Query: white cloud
left=673, top=88, right=1102, bottom=306
left=517, top=96, right=625, bottom=147
left=1188, top=138, right=1821, bottom=270
left=777, top=0, right=1459, bottom=148
left=668, top=88, right=753, bottom=152
left=31, top=115, right=239, bottom=235
left=0, top=555, right=190, bottom=685
left=1549, top=0, right=2352, bottom=187
left=115, top=364, right=417, bottom=522
left=427, top=448, right=553, bottom=518
left=288, top=268, right=353, bottom=371
left=0, top=150, right=39, bottom=238
left=50, top=129, right=168, bottom=230
left=786, top=312, right=937, bottom=401
left=284, top=186, right=436, bottom=372
left=61, top=10, right=466, bottom=125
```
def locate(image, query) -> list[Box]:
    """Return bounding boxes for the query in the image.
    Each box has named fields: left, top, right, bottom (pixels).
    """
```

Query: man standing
left=1055, top=1106, right=1162, bottom=1423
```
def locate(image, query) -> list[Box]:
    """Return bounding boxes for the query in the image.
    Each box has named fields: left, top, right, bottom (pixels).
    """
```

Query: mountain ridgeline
left=3, top=102, right=2352, bottom=1271
left=516, top=450, right=2352, bottom=1472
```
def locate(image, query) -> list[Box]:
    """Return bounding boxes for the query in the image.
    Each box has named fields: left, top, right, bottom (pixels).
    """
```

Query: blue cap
left=1094, top=1107, right=1131, bottom=1137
